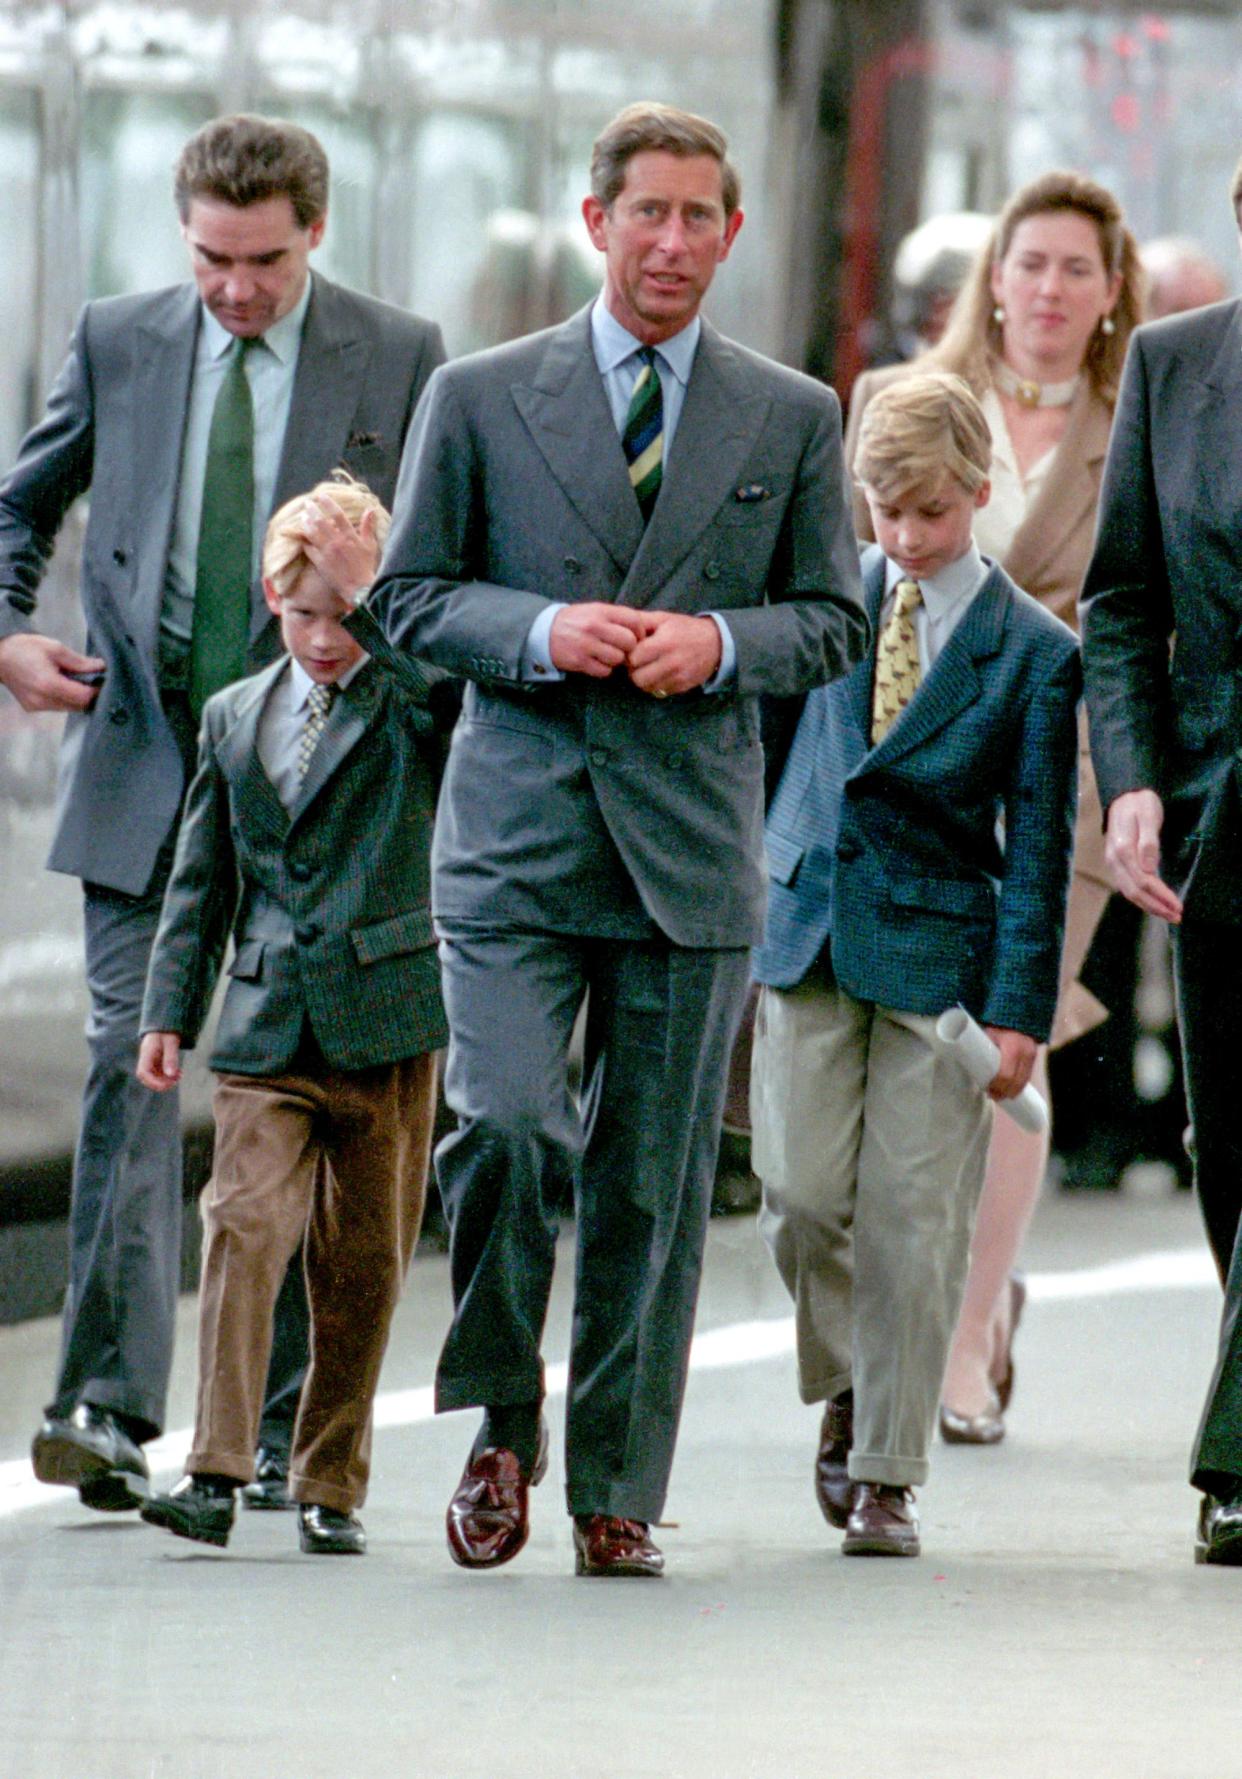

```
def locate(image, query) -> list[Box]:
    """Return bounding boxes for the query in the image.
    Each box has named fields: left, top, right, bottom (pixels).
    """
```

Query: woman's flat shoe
left=939, top=1403, right=1005, bottom=1445
left=993, top=1273, right=1027, bottom=1413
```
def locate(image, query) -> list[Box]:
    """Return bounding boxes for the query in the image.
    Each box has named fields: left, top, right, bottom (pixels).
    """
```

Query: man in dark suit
left=1081, top=152, right=1242, bottom=1567
left=365, top=101, right=867, bottom=1578
left=0, top=113, right=444, bottom=1513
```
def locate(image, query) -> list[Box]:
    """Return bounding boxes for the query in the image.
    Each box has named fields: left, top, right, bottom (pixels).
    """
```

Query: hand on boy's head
left=136, top=1032, right=182, bottom=1092
left=298, top=493, right=379, bottom=604
left=983, top=1026, right=1038, bottom=1099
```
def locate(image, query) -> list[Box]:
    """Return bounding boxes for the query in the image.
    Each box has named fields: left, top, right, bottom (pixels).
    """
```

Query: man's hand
left=983, top=1027, right=1039, bottom=1100
left=0, top=633, right=105, bottom=713
left=626, top=611, right=722, bottom=698
left=136, top=1032, right=182, bottom=1092
left=1104, top=788, right=1184, bottom=924
left=297, top=493, right=380, bottom=604
left=549, top=603, right=650, bottom=678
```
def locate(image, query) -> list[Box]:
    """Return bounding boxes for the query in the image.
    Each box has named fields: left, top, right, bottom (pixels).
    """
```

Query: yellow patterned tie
left=871, top=578, right=923, bottom=744
left=297, top=682, right=336, bottom=782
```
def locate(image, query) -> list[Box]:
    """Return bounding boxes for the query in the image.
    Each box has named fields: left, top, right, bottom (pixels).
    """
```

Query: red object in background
left=1111, top=92, right=1141, bottom=133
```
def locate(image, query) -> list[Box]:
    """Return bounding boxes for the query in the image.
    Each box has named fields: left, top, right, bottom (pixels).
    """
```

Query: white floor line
left=0, top=1244, right=1218, bottom=1521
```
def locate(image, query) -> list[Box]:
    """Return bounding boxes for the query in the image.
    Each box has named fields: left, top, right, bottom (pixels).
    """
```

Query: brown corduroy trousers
left=187, top=1050, right=436, bottom=1513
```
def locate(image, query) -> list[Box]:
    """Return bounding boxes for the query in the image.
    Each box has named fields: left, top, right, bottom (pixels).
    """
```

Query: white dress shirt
left=159, top=277, right=313, bottom=673
left=257, top=654, right=368, bottom=811
left=880, top=541, right=989, bottom=675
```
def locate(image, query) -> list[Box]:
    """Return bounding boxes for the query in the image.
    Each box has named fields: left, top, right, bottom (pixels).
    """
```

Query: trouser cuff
left=849, top=1450, right=929, bottom=1488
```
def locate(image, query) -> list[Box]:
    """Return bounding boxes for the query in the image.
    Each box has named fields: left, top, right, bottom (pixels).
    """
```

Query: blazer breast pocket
left=714, top=482, right=787, bottom=528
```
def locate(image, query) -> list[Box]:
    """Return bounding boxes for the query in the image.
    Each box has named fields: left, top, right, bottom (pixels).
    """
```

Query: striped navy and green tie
left=622, top=345, right=664, bottom=524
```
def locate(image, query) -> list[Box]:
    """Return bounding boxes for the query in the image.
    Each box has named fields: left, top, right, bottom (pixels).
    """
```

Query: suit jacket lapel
left=215, top=659, right=290, bottom=846
left=1004, top=382, right=1111, bottom=597
left=288, top=662, right=382, bottom=826
left=863, top=568, right=1009, bottom=769
left=620, top=323, right=771, bottom=602
left=132, top=287, right=201, bottom=666
left=511, top=307, right=645, bottom=574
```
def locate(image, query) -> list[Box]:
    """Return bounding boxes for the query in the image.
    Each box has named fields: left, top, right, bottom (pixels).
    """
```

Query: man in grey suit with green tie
left=0, top=114, right=444, bottom=1513
left=367, top=101, right=868, bottom=1578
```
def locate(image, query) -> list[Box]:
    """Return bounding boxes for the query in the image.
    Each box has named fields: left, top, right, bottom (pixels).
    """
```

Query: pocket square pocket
left=734, top=483, right=772, bottom=503
left=346, top=429, right=381, bottom=450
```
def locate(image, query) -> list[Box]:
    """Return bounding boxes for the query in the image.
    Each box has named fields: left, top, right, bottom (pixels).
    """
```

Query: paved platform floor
left=0, top=1184, right=1237, bottom=1778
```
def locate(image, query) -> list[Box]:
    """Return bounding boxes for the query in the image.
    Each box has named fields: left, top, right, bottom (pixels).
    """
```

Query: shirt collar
left=288, top=650, right=368, bottom=712
left=590, top=295, right=700, bottom=386
left=884, top=542, right=987, bottom=620
left=199, top=273, right=313, bottom=365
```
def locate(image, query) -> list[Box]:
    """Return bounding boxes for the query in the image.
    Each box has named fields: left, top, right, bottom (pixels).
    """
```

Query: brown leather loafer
left=445, top=1419, right=549, bottom=1570
left=815, top=1390, right=855, bottom=1528
left=842, top=1483, right=920, bottom=1557
left=1195, top=1492, right=1242, bottom=1566
left=572, top=1514, right=664, bottom=1578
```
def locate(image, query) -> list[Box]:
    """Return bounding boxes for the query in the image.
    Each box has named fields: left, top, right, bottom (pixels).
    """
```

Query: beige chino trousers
left=188, top=1051, right=436, bottom=1513
left=751, top=980, right=992, bottom=1487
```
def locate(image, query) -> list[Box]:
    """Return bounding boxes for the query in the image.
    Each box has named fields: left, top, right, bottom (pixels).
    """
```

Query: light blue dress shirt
left=159, top=276, right=312, bottom=677
left=880, top=542, right=988, bottom=674
left=257, top=653, right=368, bottom=811
left=520, top=296, right=736, bottom=690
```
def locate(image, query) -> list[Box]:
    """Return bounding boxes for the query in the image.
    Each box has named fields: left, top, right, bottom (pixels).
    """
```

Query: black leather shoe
left=1195, top=1492, right=1242, bottom=1566
left=32, top=1404, right=149, bottom=1510
left=298, top=1504, right=366, bottom=1555
left=446, top=1416, right=549, bottom=1570
left=842, top=1483, right=920, bottom=1557
left=815, top=1390, right=854, bottom=1529
left=241, top=1446, right=292, bottom=1511
left=141, top=1474, right=236, bottom=1548
left=573, top=1515, right=664, bottom=1578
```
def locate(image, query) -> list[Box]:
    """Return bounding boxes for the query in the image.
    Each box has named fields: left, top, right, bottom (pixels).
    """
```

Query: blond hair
left=854, top=370, right=991, bottom=499
left=928, top=170, right=1143, bottom=404
left=263, top=471, right=390, bottom=599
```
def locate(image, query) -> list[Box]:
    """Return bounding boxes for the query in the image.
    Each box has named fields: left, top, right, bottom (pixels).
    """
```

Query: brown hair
left=854, top=370, right=991, bottom=499
left=590, top=102, right=741, bottom=219
left=174, top=115, right=329, bottom=229
left=263, top=472, right=389, bottom=600
left=928, top=170, right=1143, bottom=404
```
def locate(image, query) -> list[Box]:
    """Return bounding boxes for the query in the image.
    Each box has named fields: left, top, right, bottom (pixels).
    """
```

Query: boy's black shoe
left=298, top=1504, right=366, bottom=1555
left=141, top=1474, right=236, bottom=1548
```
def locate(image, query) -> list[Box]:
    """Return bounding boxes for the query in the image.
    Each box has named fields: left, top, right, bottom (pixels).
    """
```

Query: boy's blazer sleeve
left=980, top=640, right=1082, bottom=1039
left=140, top=714, right=239, bottom=1046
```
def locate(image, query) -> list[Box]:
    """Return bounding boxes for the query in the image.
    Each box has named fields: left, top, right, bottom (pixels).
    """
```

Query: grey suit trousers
left=434, top=927, right=750, bottom=1523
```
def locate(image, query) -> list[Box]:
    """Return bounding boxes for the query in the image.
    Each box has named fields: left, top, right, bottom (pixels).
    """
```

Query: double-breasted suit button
left=563, top=556, right=583, bottom=574
left=703, top=562, right=721, bottom=581
left=112, top=548, right=127, bottom=566
left=288, top=861, right=311, bottom=883
left=294, top=922, right=319, bottom=944
left=108, top=707, right=129, bottom=725
left=589, top=747, right=609, bottom=767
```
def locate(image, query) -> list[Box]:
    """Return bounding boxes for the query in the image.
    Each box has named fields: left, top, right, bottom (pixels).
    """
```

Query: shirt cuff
left=519, top=604, right=566, bottom=682
left=701, top=612, right=736, bottom=693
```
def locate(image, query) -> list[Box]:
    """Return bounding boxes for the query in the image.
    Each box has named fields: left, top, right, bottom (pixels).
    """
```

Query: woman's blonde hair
left=854, top=369, right=991, bottom=499
left=262, top=470, right=390, bottom=599
left=927, top=170, right=1144, bottom=404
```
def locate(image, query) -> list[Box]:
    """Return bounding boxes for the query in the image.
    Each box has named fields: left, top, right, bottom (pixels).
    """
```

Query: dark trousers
left=435, top=927, right=750, bottom=1523
left=1177, top=920, right=1242, bottom=1489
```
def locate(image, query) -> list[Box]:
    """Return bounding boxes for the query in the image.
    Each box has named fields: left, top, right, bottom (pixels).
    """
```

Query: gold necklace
left=993, top=359, right=1080, bottom=409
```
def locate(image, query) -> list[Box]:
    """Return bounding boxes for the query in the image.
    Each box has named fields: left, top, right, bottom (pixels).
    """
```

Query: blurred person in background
left=1141, top=235, right=1228, bottom=321
left=845, top=171, right=1144, bottom=1444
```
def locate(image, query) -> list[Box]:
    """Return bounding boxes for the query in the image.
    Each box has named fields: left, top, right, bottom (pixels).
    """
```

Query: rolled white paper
left=934, top=1007, right=1049, bottom=1135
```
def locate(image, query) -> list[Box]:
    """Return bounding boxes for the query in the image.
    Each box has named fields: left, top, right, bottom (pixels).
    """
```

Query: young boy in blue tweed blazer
left=750, top=371, right=1079, bottom=1557
left=135, top=475, right=447, bottom=1558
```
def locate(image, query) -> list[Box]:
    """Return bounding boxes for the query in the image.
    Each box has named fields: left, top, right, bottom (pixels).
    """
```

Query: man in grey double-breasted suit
left=365, top=102, right=867, bottom=1578
left=0, top=114, right=443, bottom=1513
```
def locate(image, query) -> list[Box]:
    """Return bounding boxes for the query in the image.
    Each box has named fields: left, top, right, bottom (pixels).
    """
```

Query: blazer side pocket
left=351, top=906, right=436, bottom=965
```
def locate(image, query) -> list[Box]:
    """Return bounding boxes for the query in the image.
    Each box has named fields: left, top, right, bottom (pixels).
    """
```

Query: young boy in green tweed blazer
left=136, top=475, right=447, bottom=1557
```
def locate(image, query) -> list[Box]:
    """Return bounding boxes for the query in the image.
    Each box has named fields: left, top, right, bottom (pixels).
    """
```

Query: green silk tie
left=189, top=336, right=257, bottom=718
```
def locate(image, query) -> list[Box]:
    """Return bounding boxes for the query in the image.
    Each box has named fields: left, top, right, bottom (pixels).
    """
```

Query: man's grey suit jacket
left=753, top=547, right=1081, bottom=1043
left=141, top=652, right=447, bottom=1074
left=1082, top=298, right=1242, bottom=923
left=367, top=305, right=869, bottom=950
left=0, top=272, right=444, bottom=897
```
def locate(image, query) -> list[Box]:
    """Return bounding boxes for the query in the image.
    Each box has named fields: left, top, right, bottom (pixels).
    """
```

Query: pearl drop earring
left=1100, top=314, right=1116, bottom=335
left=992, top=305, right=1005, bottom=324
